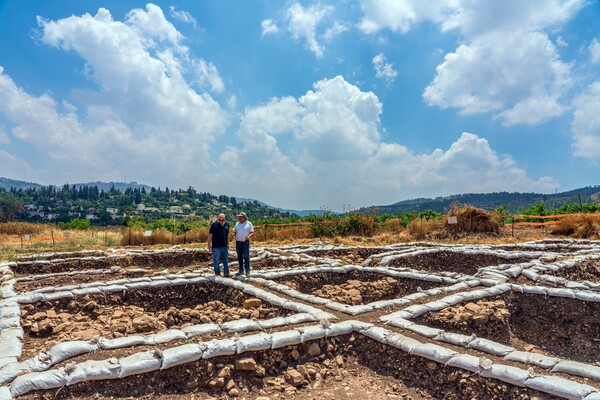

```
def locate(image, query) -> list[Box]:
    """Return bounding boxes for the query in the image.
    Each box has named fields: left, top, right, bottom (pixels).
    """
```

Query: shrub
left=444, top=203, right=501, bottom=235
left=551, top=216, right=600, bottom=239
left=0, top=222, right=48, bottom=235
left=59, top=218, right=91, bottom=230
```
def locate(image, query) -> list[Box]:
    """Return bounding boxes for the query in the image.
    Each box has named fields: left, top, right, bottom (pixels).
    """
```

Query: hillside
left=361, top=186, right=600, bottom=214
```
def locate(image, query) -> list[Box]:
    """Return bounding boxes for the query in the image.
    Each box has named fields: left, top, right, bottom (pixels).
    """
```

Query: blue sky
left=0, top=0, right=599, bottom=210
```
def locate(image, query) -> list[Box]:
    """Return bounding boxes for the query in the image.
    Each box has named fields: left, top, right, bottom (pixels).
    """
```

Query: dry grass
left=407, top=218, right=443, bottom=240
left=444, top=203, right=501, bottom=235
left=0, top=222, right=50, bottom=235
left=254, top=227, right=314, bottom=242
left=121, top=228, right=209, bottom=246
left=551, top=215, right=600, bottom=239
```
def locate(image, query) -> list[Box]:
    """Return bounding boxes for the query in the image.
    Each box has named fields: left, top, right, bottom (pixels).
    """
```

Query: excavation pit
left=415, top=292, right=600, bottom=363
left=19, top=335, right=560, bottom=400
left=541, top=259, right=600, bottom=283
left=13, top=251, right=212, bottom=275
left=273, top=270, right=449, bottom=306
left=302, top=247, right=391, bottom=263
left=20, top=284, right=292, bottom=357
left=388, top=251, right=531, bottom=275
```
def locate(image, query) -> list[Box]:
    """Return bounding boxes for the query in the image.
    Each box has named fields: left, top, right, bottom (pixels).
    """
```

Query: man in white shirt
left=233, top=212, right=254, bottom=277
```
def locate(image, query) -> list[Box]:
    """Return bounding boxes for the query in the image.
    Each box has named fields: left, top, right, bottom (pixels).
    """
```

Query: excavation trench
left=20, top=335, right=560, bottom=400
left=20, top=284, right=292, bottom=358
left=274, top=270, right=449, bottom=305
left=415, top=292, right=600, bottom=363
left=388, top=251, right=532, bottom=275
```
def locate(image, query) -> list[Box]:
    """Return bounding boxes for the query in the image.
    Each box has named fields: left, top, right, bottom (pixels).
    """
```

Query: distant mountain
left=0, top=177, right=42, bottom=191
left=361, top=186, right=600, bottom=214
left=235, top=198, right=337, bottom=217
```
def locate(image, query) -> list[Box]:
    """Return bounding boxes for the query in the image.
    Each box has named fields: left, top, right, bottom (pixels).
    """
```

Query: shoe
left=214, top=273, right=220, bottom=276
left=245, top=271, right=250, bottom=277
left=235, top=271, right=244, bottom=276
left=224, top=274, right=230, bottom=278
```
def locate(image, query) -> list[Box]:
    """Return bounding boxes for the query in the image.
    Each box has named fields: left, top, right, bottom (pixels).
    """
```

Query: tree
left=0, top=191, right=25, bottom=222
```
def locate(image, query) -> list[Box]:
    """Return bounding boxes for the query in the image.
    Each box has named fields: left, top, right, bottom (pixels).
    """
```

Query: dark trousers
left=236, top=240, right=250, bottom=273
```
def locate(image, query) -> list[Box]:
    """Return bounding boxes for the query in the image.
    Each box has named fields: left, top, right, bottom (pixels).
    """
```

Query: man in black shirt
left=207, top=213, right=230, bottom=277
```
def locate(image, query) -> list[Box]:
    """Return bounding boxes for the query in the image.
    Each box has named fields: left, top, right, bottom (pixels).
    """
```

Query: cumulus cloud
left=571, top=81, right=600, bottom=160
left=217, top=76, right=554, bottom=209
left=372, top=53, right=398, bottom=86
left=590, top=39, right=600, bottom=64
left=169, top=6, right=197, bottom=28
left=0, top=5, right=227, bottom=185
left=360, top=0, right=583, bottom=126
left=286, top=2, right=333, bottom=58
left=424, top=31, right=570, bottom=125
left=261, top=19, right=279, bottom=36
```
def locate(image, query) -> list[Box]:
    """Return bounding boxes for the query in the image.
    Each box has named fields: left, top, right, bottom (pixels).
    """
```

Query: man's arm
left=207, top=233, right=213, bottom=251
left=246, top=223, right=255, bottom=241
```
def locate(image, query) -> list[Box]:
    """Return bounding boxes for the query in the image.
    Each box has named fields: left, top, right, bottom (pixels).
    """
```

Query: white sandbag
left=552, top=361, right=600, bottom=380
left=10, top=369, right=66, bottom=397
left=221, top=319, right=261, bottom=333
left=119, top=350, right=162, bottom=378
left=385, top=318, right=415, bottom=329
left=299, top=325, right=326, bottom=342
left=361, top=326, right=388, bottom=342
left=324, top=302, right=352, bottom=313
left=202, top=339, right=236, bottom=359
left=325, top=321, right=354, bottom=337
left=385, top=333, right=421, bottom=353
left=161, top=344, right=204, bottom=370
left=271, top=330, right=302, bottom=349
left=124, top=282, right=153, bottom=291
left=0, top=337, right=21, bottom=359
left=547, top=288, right=576, bottom=298
left=0, top=306, right=20, bottom=319
left=468, top=338, right=514, bottom=356
left=284, top=313, right=315, bottom=325
left=504, top=351, right=559, bottom=369
left=575, top=291, right=600, bottom=302
left=406, top=324, right=442, bottom=338
left=345, top=305, right=375, bottom=315
left=0, top=328, right=23, bottom=341
left=144, top=330, right=186, bottom=345
left=525, top=376, right=596, bottom=400
left=66, top=358, right=121, bottom=385
left=369, top=299, right=407, bottom=310
left=49, top=341, right=97, bottom=365
left=434, top=331, right=474, bottom=347
left=236, top=333, right=273, bottom=354
left=41, top=291, right=73, bottom=301
left=15, top=292, right=43, bottom=304
left=400, top=305, right=431, bottom=319
left=445, top=354, right=481, bottom=373
left=97, top=336, right=146, bottom=350
left=411, top=343, right=457, bottom=363
left=257, top=317, right=288, bottom=329
left=182, top=324, right=220, bottom=338
left=0, top=386, right=11, bottom=400
left=350, top=321, right=373, bottom=331
left=0, top=317, right=19, bottom=330
left=480, top=364, right=530, bottom=387
left=72, top=287, right=104, bottom=296
left=584, top=393, right=600, bottom=400
left=0, top=356, right=17, bottom=369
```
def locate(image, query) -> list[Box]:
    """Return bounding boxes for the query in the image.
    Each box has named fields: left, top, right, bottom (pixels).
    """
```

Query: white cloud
left=169, top=6, right=197, bottom=28
left=286, top=2, right=333, bottom=58
left=0, top=149, right=37, bottom=181
left=423, top=31, right=570, bottom=126
left=360, top=0, right=583, bottom=126
left=195, top=58, right=225, bottom=93
left=261, top=19, right=279, bottom=36
left=216, top=76, right=554, bottom=209
left=372, top=53, right=398, bottom=86
left=322, top=21, right=349, bottom=41
left=0, top=5, right=227, bottom=186
left=571, top=81, right=600, bottom=160
left=590, top=39, right=600, bottom=64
